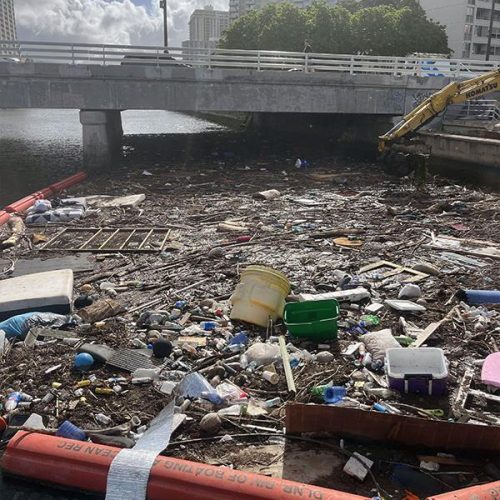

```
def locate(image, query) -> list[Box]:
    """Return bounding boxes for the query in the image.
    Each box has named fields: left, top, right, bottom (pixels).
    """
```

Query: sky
left=15, top=0, right=229, bottom=47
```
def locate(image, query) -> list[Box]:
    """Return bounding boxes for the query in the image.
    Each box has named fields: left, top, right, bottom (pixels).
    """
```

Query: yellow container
left=230, top=265, right=291, bottom=327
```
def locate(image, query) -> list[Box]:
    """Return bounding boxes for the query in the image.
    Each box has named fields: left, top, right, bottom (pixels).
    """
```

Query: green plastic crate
left=284, top=299, right=340, bottom=340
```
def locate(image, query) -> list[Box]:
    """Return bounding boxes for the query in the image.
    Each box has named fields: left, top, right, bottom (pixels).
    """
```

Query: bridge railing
left=1, top=40, right=499, bottom=77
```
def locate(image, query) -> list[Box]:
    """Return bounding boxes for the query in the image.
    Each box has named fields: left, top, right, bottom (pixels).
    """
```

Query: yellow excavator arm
left=378, top=69, right=500, bottom=153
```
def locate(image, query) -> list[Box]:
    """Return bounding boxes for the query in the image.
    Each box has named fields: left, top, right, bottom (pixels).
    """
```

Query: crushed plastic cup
left=262, top=371, right=279, bottom=385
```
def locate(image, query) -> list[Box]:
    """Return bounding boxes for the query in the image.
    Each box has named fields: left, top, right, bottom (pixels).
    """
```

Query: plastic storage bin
left=284, top=299, right=340, bottom=340
left=386, top=348, right=448, bottom=395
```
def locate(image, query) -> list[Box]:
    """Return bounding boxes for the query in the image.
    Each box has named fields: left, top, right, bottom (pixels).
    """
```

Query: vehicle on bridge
left=121, top=52, right=190, bottom=68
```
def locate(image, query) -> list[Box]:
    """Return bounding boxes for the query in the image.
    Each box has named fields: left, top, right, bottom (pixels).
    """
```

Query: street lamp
left=159, top=0, right=168, bottom=48
left=486, top=0, right=495, bottom=61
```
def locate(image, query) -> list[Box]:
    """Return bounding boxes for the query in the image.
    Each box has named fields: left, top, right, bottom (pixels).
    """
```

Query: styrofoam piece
left=365, top=303, right=384, bottom=314
left=23, top=413, right=46, bottom=430
left=0, top=269, right=74, bottom=320
left=343, top=452, right=373, bottom=481
left=86, top=194, right=145, bottom=208
left=384, top=299, right=426, bottom=312
left=481, top=353, right=500, bottom=388
left=299, top=287, right=371, bottom=303
left=0, top=329, right=6, bottom=354
left=386, top=348, right=448, bottom=395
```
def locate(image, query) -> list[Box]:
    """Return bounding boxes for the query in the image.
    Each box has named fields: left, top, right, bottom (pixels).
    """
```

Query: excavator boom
left=378, top=69, right=500, bottom=153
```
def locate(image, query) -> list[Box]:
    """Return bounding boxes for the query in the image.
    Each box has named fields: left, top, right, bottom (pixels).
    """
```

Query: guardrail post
left=207, top=49, right=212, bottom=70
left=102, top=46, right=106, bottom=66
left=305, top=53, right=309, bottom=73
left=71, top=44, right=75, bottom=65
left=350, top=55, right=354, bottom=75
left=257, top=51, right=261, bottom=71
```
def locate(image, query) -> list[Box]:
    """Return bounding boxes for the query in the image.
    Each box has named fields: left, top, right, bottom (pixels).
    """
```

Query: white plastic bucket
left=230, top=265, right=291, bottom=327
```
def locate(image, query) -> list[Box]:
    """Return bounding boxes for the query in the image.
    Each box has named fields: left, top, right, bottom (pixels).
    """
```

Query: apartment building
left=419, top=0, right=500, bottom=60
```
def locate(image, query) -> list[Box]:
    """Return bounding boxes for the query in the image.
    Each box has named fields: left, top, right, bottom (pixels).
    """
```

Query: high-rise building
left=229, top=0, right=339, bottom=24
left=419, top=0, right=500, bottom=61
left=182, top=5, right=229, bottom=54
left=188, top=6, right=229, bottom=43
left=0, top=0, right=17, bottom=41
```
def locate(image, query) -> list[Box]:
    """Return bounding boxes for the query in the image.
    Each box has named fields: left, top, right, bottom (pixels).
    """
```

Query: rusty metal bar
left=138, top=228, right=155, bottom=250
left=78, top=228, right=103, bottom=250
left=159, top=229, right=171, bottom=252
left=98, top=229, right=121, bottom=250
left=39, top=228, right=68, bottom=250
left=119, top=229, right=136, bottom=250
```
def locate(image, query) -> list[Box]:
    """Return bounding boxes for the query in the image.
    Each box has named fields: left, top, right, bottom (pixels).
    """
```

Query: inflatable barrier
left=2, top=432, right=369, bottom=500
left=0, top=211, right=10, bottom=227
left=427, top=481, right=500, bottom=500
left=1, top=171, right=87, bottom=222
left=2, top=432, right=499, bottom=499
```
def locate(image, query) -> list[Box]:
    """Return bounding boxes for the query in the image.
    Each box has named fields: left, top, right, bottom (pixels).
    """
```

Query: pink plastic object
left=481, top=353, right=500, bottom=388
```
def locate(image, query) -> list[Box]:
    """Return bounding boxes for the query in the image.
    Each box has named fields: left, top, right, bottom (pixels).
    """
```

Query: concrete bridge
left=1, top=41, right=498, bottom=168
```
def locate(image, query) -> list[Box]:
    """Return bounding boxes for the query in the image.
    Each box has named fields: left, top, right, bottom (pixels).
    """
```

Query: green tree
left=258, top=3, right=307, bottom=51
left=306, top=2, right=353, bottom=53
left=220, top=0, right=449, bottom=57
left=221, top=10, right=261, bottom=50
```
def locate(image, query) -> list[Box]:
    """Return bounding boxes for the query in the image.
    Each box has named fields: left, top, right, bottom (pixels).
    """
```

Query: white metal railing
left=1, top=40, right=500, bottom=77
left=445, top=99, right=500, bottom=121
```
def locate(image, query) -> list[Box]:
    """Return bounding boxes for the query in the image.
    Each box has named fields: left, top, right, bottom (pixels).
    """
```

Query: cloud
left=15, top=0, right=229, bottom=47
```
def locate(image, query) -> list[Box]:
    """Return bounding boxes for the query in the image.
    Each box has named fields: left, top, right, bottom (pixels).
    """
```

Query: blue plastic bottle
left=323, top=386, right=346, bottom=404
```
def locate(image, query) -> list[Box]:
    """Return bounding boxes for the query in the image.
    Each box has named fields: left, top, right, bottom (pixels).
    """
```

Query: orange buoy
left=2, top=431, right=369, bottom=500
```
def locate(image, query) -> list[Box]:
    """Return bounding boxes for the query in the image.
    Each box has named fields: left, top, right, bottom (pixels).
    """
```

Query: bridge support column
left=79, top=110, right=123, bottom=170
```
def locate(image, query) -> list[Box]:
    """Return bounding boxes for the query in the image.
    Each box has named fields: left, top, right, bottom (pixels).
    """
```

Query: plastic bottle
left=217, top=404, right=245, bottom=416
left=4, top=392, right=21, bottom=411
left=95, top=413, right=112, bottom=425
left=265, top=397, right=281, bottom=408
left=323, top=386, right=346, bottom=404
left=201, top=391, right=225, bottom=405
left=364, top=386, right=397, bottom=399
left=200, top=321, right=217, bottom=331
left=310, top=385, right=329, bottom=398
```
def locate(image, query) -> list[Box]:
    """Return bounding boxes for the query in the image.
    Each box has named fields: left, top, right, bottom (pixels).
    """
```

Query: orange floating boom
left=1, top=171, right=87, bottom=224
left=2, top=431, right=369, bottom=500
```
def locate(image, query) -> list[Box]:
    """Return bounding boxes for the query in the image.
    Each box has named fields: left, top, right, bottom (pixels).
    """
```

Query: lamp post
left=486, top=0, right=495, bottom=61
left=159, top=0, right=168, bottom=48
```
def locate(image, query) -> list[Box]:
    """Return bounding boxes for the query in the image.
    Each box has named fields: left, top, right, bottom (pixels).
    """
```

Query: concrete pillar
left=80, top=110, right=123, bottom=170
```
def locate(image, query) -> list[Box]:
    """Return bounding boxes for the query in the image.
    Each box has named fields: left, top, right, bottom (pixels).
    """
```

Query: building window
left=462, top=42, right=472, bottom=58
left=473, top=43, right=487, bottom=55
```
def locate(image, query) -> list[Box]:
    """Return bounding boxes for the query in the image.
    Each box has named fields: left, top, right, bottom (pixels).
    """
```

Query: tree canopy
left=220, top=0, right=449, bottom=57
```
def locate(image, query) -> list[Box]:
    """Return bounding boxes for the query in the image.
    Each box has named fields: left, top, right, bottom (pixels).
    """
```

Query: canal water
left=0, top=109, right=226, bottom=206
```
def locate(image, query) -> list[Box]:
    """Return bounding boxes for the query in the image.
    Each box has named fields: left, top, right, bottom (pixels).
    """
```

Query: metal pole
left=486, top=0, right=495, bottom=61
left=160, top=0, right=168, bottom=48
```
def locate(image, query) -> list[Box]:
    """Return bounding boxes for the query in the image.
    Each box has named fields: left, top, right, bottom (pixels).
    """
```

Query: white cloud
left=15, top=0, right=229, bottom=47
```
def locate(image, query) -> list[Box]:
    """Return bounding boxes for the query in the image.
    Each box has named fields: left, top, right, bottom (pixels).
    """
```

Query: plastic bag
left=0, top=312, right=75, bottom=339
left=243, top=342, right=280, bottom=367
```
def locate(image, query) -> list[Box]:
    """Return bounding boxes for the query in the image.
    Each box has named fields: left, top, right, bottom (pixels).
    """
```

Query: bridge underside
left=0, top=62, right=449, bottom=168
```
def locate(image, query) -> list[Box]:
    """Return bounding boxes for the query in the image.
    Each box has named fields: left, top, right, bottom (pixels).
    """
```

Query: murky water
left=0, top=109, right=224, bottom=206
